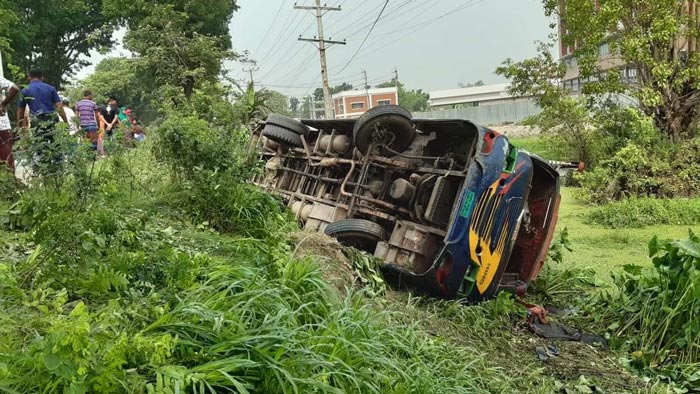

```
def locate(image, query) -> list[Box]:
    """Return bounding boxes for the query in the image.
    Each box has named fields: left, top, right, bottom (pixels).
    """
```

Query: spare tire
left=324, top=219, right=385, bottom=253
left=266, top=113, right=310, bottom=137
left=262, top=124, right=303, bottom=147
left=353, top=105, right=415, bottom=155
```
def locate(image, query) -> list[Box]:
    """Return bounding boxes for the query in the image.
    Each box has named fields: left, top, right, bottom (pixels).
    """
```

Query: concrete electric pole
left=394, top=67, right=400, bottom=105
left=362, top=70, right=371, bottom=109
left=243, top=66, right=259, bottom=85
left=296, top=1, right=345, bottom=119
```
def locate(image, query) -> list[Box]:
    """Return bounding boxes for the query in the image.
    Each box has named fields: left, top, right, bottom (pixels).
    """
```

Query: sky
left=81, top=0, right=554, bottom=98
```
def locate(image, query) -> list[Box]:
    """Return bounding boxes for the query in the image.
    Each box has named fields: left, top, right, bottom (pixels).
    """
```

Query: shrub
left=151, top=112, right=283, bottom=235
left=594, top=232, right=700, bottom=390
left=578, top=138, right=700, bottom=203
left=586, top=198, right=700, bottom=228
left=152, top=113, right=256, bottom=181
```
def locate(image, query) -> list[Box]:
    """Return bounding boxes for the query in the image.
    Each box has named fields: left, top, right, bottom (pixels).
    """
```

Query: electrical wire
left=337, top=0, right=419, bottom=39
left=331, top=0, right=484, bottom=71
left=258, top=22, right=316, bottom=82
left=257, top=8, right=302, bottom=65
left=252, top=0, right=289, bottom=56
left=334, top=0, right=391, bottom=74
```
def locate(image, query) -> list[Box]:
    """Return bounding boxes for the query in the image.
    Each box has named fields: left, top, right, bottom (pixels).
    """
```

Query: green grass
left=508, top=135, right=693, bottom=281
left=555, top=188, right=692, bottom=282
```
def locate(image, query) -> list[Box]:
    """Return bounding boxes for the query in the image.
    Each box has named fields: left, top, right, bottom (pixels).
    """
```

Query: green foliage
left=594, top=232, right=700, bottom=390
left=578, top=138, right=700, bottom=203
left=1, top=0, right=116, bottom=87
left=151, top=110, right=289, bottom=237
left=509, top=135, right=567, bottom=161
left=587, top=198, right=700, bottom=228
left=530, top=228, right=601, bottom=302
left=542, top=0, right=700, bottom=142
left=232, top=82, right=287, bottom=127
left=312, top=83, right=354, bottom=101
left=376, top=80, right=429, bottom=112
left=343, top=248, right=387, bottom=297
left=0, top=138, right=540, bottom=393
left=66, top=58, right=157, bottom=123
left=497, top=41, right=597, bottom=164
left=153, top=113, right=252, bottom=178
left=110, top=1, right=239, bottom=98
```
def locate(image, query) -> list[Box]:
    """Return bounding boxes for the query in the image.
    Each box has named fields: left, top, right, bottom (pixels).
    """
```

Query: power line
left=252, top=0, right=289, bottom=56
left=257, top=7, right=301, bottom=65
left=337, top=0, right=417, bottom=39
left=330, top=2, right=388, bottom=37
left=257, top=21, right=315, bottom=81
left=332, top=0, right=485, bottom=71
left=334, top=0, right=390, bottom=74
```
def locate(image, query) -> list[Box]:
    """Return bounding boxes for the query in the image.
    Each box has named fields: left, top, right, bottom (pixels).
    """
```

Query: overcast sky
left=81, top=0, right=554, bottom=98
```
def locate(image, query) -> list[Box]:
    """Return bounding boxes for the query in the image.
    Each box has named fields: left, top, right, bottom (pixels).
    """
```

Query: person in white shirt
left=0, top=76, right=20, bottom=171
left=60, top=99, right=78, bottom=135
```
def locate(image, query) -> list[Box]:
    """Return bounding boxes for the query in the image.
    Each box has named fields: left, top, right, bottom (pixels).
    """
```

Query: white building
left=428, top=83, right=531, bottom=109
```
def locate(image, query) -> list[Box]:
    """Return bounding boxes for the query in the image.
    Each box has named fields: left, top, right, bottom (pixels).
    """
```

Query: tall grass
left=0, top=130, right=529, bottom=393
left=586, top=197, right=700, bottom=228
left=595, top=231, right=700, bottom=390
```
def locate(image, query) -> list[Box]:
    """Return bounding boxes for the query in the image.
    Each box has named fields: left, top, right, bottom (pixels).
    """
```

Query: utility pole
left=243, top=66, right=259, bottom=85
left=393, top=67, right=400, bottom=105
left=296, top=1, right=345, bottom=119
left=308, top=95, right=316, bottom=120
left=362, top=70, right=371, bottom=110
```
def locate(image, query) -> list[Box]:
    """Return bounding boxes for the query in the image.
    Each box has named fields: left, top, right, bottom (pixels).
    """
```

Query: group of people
left=64, top=90, right=145, bottom=155
left=0, top=68, right=145, bottom=173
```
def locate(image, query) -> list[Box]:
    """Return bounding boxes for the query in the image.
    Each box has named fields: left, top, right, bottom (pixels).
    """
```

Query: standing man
left=75, top=90, right=101, bottom=150
left=0, top=75, right=20, bottom=170
left=16, top=69, right=68, bottom=173
left=100, top=96, right=119, bottom=140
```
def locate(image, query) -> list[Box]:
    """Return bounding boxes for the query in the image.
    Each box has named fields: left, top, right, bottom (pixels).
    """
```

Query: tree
left=313, top=83, right=353, bottom=101
left=376, top=80, right=429, bottom=112
left=458, top=80, right=485, bottom=88
left=497, top=40, right=602, bottom=164
left=68, top=58, right=145, bottom=105
left=231, top=82, right=291, bottom=127
left=289, top=97, right=300, bottom=116
left=2, top=0, right=116, bottom=88
left=266, top=90, right=290, bottom=116
left=542, top=0, right=700, bottom=142
left=107, top=0, right=239, bottom=99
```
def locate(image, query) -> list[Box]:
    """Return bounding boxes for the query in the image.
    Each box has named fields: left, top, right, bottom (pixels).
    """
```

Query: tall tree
left=106, top=0, right=239, bottom=99
left=2, top=0, right=116, bottom=88
left=265, top=90, right=290, bottom=116
left=289, top=97, right=300, bottom=116
left=66, top=57, right=161, bottom=122
left=313, top=83, right=354, bottom=101
left=376, top=80, right=429, bottom=112
left=458, top=80, right=485, bottom=88
left=543, top=0, right=700, bottom=142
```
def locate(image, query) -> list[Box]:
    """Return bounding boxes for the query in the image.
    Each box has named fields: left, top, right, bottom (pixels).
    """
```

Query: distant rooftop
left=331, top=86, right=398, bottom=100
left=429, top=83, right=520, bottom=107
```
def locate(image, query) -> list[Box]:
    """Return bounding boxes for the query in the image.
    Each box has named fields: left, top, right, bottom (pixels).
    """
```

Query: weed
left=586, top=197, right=700, bottom=228
left=593, top=231, right=700, bottom=391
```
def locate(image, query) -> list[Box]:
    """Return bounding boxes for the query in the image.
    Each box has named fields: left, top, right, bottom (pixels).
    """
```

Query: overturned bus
left=251, top=106, right=580, bottom=300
